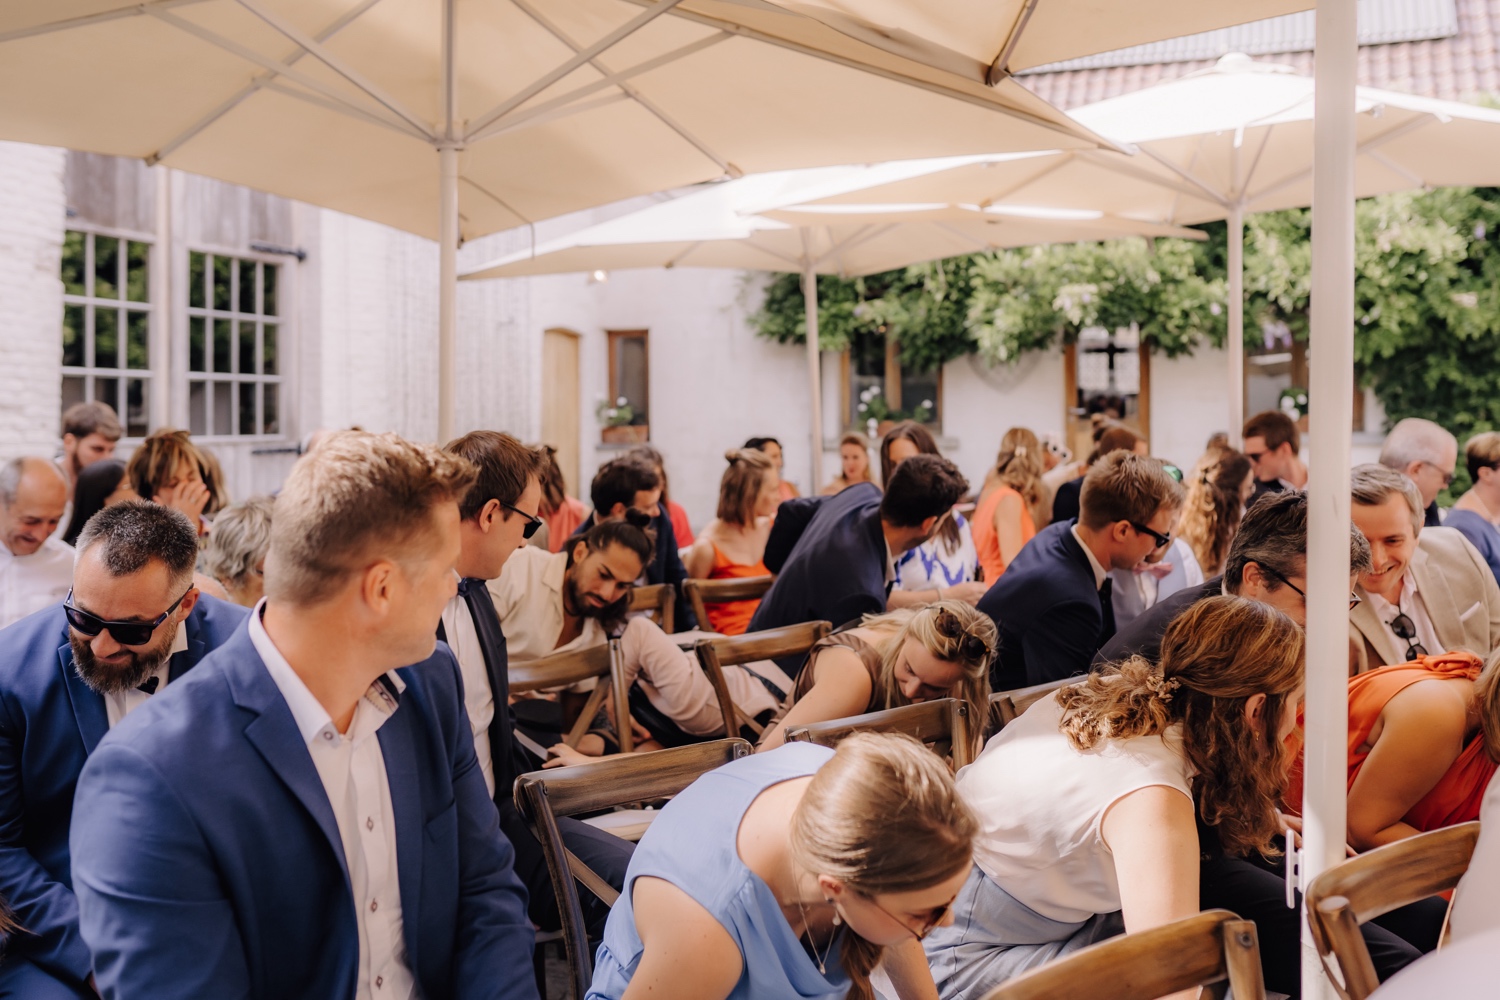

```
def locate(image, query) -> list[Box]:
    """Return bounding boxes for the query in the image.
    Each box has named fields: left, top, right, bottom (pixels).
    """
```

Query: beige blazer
left=1349, top=526, right=1500, bottom=674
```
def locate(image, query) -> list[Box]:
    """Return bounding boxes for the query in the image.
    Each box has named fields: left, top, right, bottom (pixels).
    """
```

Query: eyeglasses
left=64, top=587, right=192, bottom=646
left=1388, top=612, right=1428, bottom=661
left=1260, top=569, right=1360, bottom=611
left=861, top=891, right=955, bottom=942
left=1244, top=450, right=1269, bottom=464
left=1422, top=462, right=1456, bottom=488
left=499, top=500, right=544, bottom=539
left=934, top=607, right=993, bottom=662
left=1129, top=521, right=1173, bottom=550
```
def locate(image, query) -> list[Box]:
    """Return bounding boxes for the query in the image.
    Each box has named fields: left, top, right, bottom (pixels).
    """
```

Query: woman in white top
left=923, top=595, right=1304, bottom=1000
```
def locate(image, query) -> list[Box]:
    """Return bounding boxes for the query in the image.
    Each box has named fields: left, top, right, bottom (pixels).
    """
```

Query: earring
left=826, top=898, right=841, bottom=926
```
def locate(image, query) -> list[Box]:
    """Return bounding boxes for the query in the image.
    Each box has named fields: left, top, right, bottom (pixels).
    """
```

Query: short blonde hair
left=264, top=432, right=477, bottom=604
left=1466, top=432, right=1500, bottom=483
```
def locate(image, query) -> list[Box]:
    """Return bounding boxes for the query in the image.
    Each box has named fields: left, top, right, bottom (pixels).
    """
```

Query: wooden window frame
left=837, top=338, right=945, bottom=433
left=606, top=329, right=650, bottom=427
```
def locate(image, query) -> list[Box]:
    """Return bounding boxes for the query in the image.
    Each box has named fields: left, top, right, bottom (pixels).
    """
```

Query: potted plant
left=597, top=397, right=648, bottom=444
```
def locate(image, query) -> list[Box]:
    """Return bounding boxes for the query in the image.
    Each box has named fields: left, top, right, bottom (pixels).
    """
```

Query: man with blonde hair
left=71, top=432, right=538, bottom=1000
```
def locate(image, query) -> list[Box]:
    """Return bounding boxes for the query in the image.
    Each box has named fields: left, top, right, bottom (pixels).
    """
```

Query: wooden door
left=1063, top=330, right=1151, bottom=462
left=542, top=328, right=581, bottom=497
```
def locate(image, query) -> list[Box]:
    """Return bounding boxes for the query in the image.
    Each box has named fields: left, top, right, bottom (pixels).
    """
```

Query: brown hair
left=126, top=429, right=206, bottom=502
left=716, top=448, right=775, bottom=528
left=196, top=443, right=229, bottom=515
left=1179, top=448, right=1254, bottom=576
left=789, top=733, right=977, bottom=1000
left=626, top=444, right=673, bottom=506
left=1465, top=431, right=1500, bottom=484
left=1061, top=595, right=1304, bottom=856
left=62, top=401, right=122, bottom=442
left=879, top=422, right=960, bottom=552
left=264, top=431, right=478, bottom=604
left=1476, top=648, right=1500, bottom=764
left=837, top=433, right=873, bottom=485
left=1089, top=425, right=1142, bottom=465
left=1078, top=452, right=1185, bottom=531
left=1243, top=410, right=1300, bottom=454
left=534, top=445, right=569, bottom=516
left=445, top=430, right=540, bottom=521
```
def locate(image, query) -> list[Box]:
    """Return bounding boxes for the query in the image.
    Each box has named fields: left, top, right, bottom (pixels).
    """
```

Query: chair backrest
left=514, top=739, right=754, bottom=1000
left=682, top=576, right=774, bottom=636
left=1305, top=821, right=1480, bottom=1000
left=977, top=909, right=1265, bottom=1000
left=988, top=676, right=1079, bottom=733
left=628, top=583, right=675, bottom=634
left=695, top=621, right=831, bottom=737
left=508, top=640, right=634, bottom=753
left=784, top=697, right=973, bottom=769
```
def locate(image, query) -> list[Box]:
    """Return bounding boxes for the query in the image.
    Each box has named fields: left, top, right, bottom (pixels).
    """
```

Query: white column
left=802, top=262, right=824, bottom=491
left=151, top=165, right=173, bottom=431
left=1301, top=0, right=1358, bottom=996
left=438, top=145, right=458, bottom=444
left=1227, top=202, right=1245, bottom=445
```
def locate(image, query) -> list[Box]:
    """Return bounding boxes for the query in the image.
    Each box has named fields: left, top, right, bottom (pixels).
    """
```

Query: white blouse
left=957, top=691, right=1193, bottom=923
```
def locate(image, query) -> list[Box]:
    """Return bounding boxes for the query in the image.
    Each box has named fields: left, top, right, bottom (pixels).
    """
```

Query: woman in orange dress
left=535, top=444, right=589, bottom=553
left=1285, top=650, right=1500, bottom=850
left=970, top=428, right=1043, bottom=584
left=685, top=449, right=780, bottom=635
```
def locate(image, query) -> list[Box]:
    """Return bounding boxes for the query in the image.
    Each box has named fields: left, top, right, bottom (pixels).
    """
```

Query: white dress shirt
left=487, top=547, right=605, bottom=662
left=248, top=604, right=416, bottom=1000
left=1365, top=570, right=1442, bottom=660
left=103, top=627, right=185, bottom=728
left=1070, top=524, right=1110, bottom=590
left=0, top=537, right=74, bottom=630
left=440, top=594, right=495, bottom=799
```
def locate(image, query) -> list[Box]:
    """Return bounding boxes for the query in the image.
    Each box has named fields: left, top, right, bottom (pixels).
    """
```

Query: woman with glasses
left=587, top=732, right=975, bottom=1000
left=756, top=602, right=995, bottom=757
left=925, top=596, right=1308, bottom=1000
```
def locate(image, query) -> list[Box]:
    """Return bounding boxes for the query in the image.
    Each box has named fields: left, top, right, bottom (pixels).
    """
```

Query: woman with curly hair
left=1177, top=447, right=1255, bottom=577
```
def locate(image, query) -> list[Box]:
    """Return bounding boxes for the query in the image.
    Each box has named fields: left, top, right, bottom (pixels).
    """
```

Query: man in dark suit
left=71, top=432, right=537, bottom=1000
left=1094, top=490, right=1373, bottom=666
left=0, top=501, right=246, bottom=999
left=980, top=452, right=1184, bottom=690
left=749, top=455, right=968, bottom=673
left=443, top=431, right=631, bottom=938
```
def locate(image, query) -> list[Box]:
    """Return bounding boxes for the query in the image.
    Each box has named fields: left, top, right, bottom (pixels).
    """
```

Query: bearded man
left=0, top=501, right=245, bottom=998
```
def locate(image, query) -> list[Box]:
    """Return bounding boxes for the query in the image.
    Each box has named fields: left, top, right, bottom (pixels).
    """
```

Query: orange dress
left=542, top=496, right=588, bottom=554
left=1284, top=652, right=1496, bottom=832
left=971, top=486, right=1036, bottom=584
left=703, top=542, right=769, bottom=636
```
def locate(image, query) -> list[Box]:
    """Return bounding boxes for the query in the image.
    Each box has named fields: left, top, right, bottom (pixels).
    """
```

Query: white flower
left=1210, top=302, right=1222, bottom=316
left=858, top=403, right=868, bottom=413
left=868, top=385, right=881, bottom=396
left=921, top=399, right=933, bottom=409
left=616, top=396, right=628, bottom=406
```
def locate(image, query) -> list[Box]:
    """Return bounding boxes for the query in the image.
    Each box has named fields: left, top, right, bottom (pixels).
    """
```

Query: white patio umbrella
left=462, top=158, right=1203, bottom=486
left=0, top=1, right=1319, bottom=442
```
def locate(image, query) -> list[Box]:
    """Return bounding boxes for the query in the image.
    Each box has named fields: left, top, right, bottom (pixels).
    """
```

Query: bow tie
left=137, top=676, right=160, bottom=695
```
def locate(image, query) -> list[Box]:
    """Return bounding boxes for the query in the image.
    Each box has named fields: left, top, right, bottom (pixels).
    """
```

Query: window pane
left=62, top=304, right=85, bottom=367
left=125, top=379, right=149, bottom=437
left=94, top=377, right=119, bottom=414
left=189, top=316, right=206, bottom=371
left=94, top=308, right=119, bottom=368
left=263, top=324, right=277, bottom=375
left=61, top=376, right=85, bottom=413
left=238, top=259, right=256, bottom=314
left=238, top=321, right=254, bottom=374
left=126, top=241, right=149, bottom=303
left=213, top=319, right=232, bottom=373
left=127, top=310, right=149, bottom=369
left=62, top=231, right=86, bottom=296
left=263, top=264, right=278, bottom=316
left=213, top=255, right=232, bottom=311
left=615, top=335, right=648, bottom=425
left=238, top=383, right=256, bottom=435
left=189, top=381, right=208, bottom=435
left=94, top=236, right=119, bottom=300
left=900, top=369, right=940, bottom=424
left=213, top=381, right=232, bottom=436
left=263, top=383, right=279, bottom=436
left=848, top=331, right=885, bottom=427
left=189, top=251, right=206, bottom=309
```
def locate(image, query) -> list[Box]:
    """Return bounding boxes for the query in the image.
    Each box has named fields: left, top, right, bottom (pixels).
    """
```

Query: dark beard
left=69, top=621, right=178, bottom=695
left=564, top=576, right=630, bottom=626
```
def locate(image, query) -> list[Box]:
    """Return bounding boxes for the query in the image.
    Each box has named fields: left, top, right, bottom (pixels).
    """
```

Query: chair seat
left=580, top=807, right=658, bottom=843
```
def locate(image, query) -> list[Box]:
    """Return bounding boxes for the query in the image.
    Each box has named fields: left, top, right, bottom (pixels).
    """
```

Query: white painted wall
left=1149, top=344, right=1234, bottom=473
left=940, top=351, right=1068, bottom=495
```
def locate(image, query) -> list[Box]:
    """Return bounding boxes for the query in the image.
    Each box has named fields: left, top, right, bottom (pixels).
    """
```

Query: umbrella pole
left=437, top=0, right=458, bottom=444
left=802, top=262, right=824, bottom=492
left=1302, top=0, right=1358, bottom=995
left=1227, top=203, right=1244, bottom=446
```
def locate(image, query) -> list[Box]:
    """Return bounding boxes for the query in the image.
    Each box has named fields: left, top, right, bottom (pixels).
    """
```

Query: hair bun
left=725, top=448, right=743, bottom=464
left=623, top=507, right=653, bottom=529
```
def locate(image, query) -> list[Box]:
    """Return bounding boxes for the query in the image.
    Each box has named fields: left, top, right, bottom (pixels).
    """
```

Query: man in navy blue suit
left=0, top=501, right=246, bottom=999
left=979, top=451, right=1184, bottom=690
left=749, top=455, right=969, bottom=674
left=71, top=432, right=537, bottom=1000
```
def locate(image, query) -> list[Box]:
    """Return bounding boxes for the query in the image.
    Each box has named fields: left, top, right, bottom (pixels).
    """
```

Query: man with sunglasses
left=1242, top=410, right=1309, bottom=507
left=979, top=452, right=1184, bottom=690
left=0, top=501, right=246, bottom=998
left=1379, top=417, right=1458, bottom=529
left=1349, top=463, right=1500, bottom=674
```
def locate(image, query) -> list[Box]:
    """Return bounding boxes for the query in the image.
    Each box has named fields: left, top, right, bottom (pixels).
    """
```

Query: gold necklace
left=792, top=895, right=839, bottom=974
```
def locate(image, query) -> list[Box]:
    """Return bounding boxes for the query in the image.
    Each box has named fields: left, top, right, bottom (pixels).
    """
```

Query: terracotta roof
left=1021, top=0, right=1500, bottom=109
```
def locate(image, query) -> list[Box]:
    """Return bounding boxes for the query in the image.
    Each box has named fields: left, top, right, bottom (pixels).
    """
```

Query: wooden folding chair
left=509, top=639, right=634, bottom=754
left=1305, top=821, right=1480, bottom=1000
left=978, top=909, right=1265, bottom=1000
left=681, top=576, right=774, bottom=636
left=627, top=582, right=675, bottom=633
left=987, top=676, right=1079, bottom=733
left=694, top=621, right=830, bottom=738
left=784, top=697, right=974, bottom=769
left=514, top=739, right=754, bottom=1000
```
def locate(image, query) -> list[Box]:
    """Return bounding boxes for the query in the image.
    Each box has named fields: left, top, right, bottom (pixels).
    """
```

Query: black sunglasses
left=1261, top=569, right=1361, bottom=611
left=500, top=500, right=543, bottom=539
left=934, top=608, right=992, bottom=663
left=1388, top=613, right=1428, bottom=662
left=1129, top=521, right=1172, bottom=550
left=64, top=587, right=191, bottom=646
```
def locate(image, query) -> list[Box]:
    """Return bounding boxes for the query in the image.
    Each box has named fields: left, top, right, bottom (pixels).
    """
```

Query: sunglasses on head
left=64, top=587, right=191, bottom=647
left=499, top=500, right=543, bottom=539
left=934, top=608, right=992, bottom=662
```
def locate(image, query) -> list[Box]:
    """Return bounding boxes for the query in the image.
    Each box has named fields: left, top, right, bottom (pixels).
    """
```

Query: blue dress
left=587, top=742, right=850, bottom=1000
left=1444, top=510, right=1500, bottom=586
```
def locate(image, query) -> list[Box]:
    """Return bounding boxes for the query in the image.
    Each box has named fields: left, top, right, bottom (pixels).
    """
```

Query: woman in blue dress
left=587, top=733, right=976, bottom=1000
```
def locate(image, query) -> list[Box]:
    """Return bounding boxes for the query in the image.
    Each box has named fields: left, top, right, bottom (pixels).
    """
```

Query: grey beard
left=69, top=619, right=178, bottom=695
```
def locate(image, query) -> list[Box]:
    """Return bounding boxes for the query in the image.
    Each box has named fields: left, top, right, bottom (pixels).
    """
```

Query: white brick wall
left=0, top=141, right=66, bottom=461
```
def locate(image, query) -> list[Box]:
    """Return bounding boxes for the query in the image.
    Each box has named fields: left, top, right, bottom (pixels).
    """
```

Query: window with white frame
left=186, top=251, right=281, bottom=437
left=60, top=230, right=153, bottom=437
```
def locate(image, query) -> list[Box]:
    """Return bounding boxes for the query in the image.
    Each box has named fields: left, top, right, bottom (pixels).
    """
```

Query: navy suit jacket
left=70, top=624, right=537, bottom=1000
left=1094, top=577, right=1223, bottom=668
left=978, top=519, right=1107, bottom=690
left=748, top=483, right=887, bottom=671
left=0, top=595, right=246, bottom=987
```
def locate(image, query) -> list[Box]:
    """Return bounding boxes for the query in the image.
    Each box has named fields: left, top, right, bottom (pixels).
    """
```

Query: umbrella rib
left=662, top=242, right=706, bottom=268
left=1073, top=149, right=1216, bottom=203
left=466, top=32, right=731, bottom=144
left=1238, top=122, right=1276, bottom=202
left=977, top=152, right=1074, bottom=207
left=479, top=92, right=633, bottom=141
left=465, top=0, right=688, bottom=141
left=1246, top=114, right=1437, bottom=206
left=234, top=0, right=435, bottom=141
left=1367, top=150, right=1427, bottom=189
left=987, top=0, right=1042, bottom=85
left=148, top=0, right=390, bottom=164
left=0, top=0, right=206, bottom=45
left=253, top=80, right=432, bottom=142
left=508, top=0, right=737, bottom=177
left=1135, top=146, right=1232, bottom=208
left=459, top=176, right=534, bottom=226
